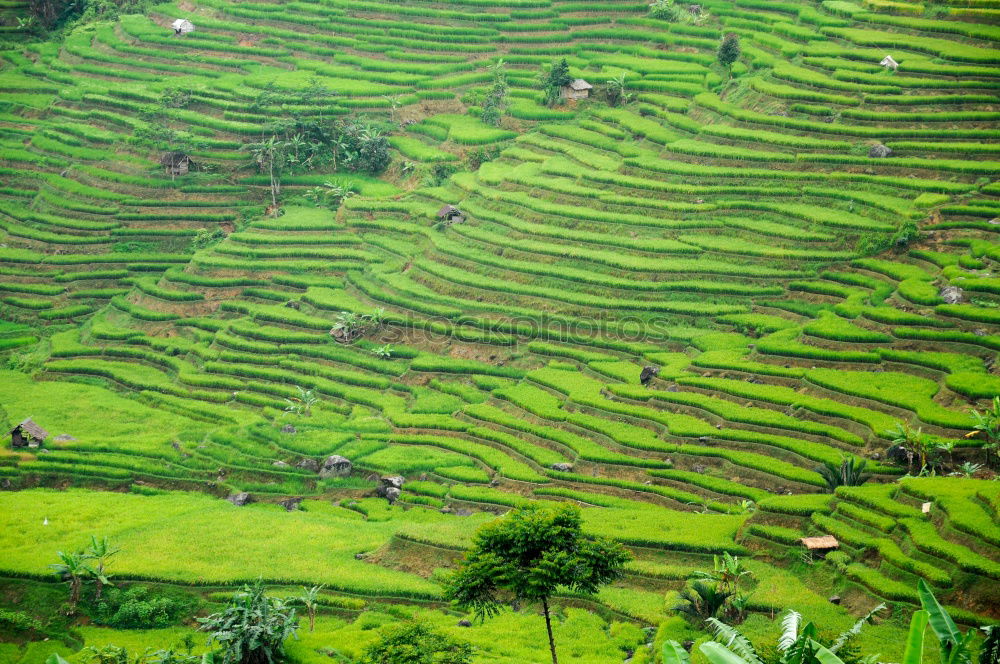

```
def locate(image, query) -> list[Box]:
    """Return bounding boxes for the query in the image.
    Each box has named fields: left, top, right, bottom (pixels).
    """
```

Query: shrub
left=90, top=585, right=197, bottom=629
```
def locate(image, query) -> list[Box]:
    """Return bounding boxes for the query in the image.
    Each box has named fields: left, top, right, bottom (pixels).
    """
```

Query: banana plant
left=908, top=580, right=978, bottom=664
left=663, top=602, right=884, bottom=664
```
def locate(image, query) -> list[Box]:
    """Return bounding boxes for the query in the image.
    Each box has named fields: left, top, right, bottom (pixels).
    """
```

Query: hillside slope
left=0, top=0, right=998, bottom=659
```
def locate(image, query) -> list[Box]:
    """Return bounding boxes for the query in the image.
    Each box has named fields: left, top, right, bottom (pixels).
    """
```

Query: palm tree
left=297, top=585, right=323, bottom=632
left=86, top=536, right=120, bottom=602
left=673, top=581, right=732, bottom=623
left=49, top=550, right=93, bottom=613
left=815, top=457, right=870, bottom=492
left=604, top=73, right=630, bottom=107
left=382, top=95, right=403, bottom=124
left=694, top=552, right=754, bottom=595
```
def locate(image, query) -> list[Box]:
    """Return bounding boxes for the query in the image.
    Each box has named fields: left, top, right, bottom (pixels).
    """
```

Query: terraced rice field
left=0, top=0, right=998, bottom=659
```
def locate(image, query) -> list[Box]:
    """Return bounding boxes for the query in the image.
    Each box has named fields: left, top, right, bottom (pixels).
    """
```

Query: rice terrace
left=0, top=0, right=999, bottom=659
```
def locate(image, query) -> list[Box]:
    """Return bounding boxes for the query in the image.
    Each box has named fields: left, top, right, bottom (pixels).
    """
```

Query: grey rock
left=639, top=365, right=660, bottom=386
left=384, top=487, right=401, bottom=504
left=273, top=460, right=289, bottom=467
left=297, top=458, right=320, bottom=472
left=281, top=424, right=296, bottom=434
left=828, top=595, right=842, bottom=605
left=457, top=619, right=472, bottom=627
left=279, top=496, right=303, bottom=512
left=227, top=492, right=252, bottom=506
left=698, top=436, right=710, bottom=443
left=974, top=328, right=988, bottom=337
left=1, top=478, right=11, bottom=490
left=939, top=286, right=963, bottom=304
left=868, top=143, right=892, bottom=158
left=382, top=475, right=405, bottom=489
left=551, top=463, right=573, bottom=472
left=666, top=384, right=679, bottom=392
left=319, top=454, right=352, bottom=478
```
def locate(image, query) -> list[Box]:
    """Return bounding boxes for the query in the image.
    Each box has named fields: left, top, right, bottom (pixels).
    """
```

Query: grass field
left=0, top=0, right=998, bottom=659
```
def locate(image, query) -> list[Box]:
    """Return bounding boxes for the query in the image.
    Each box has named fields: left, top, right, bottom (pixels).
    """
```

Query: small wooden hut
left=436, top=204, right=464, bottom=223
left=880, top=55, right=898, bottom=71
left=562, top=79, right=593, bottom=101
left=800, top=535, right=839, bottom=556
left=160, top=151, right=192, bottom=177
left=10, top=418, right=48, bottom=448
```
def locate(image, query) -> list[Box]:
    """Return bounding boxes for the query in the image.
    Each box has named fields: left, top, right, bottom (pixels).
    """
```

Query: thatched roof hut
left=160, top=151, right=191, bottom=176
left=800, top=535, right=839, bottom=552
left=10, top=417, right=49, bottom=448
left=562, top=79, right=593, bottom=100
left=880, top=55, right=898, bottom=70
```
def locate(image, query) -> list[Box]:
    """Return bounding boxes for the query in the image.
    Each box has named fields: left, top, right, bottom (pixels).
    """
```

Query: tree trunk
left=309, top=610, right=315, bottom=632
left=542, top=597, right=558, bottom=664
left=69, top=577, right=80, bottom=612
left=95, top=578, right=103, bottom=602
left=269, top=162, right=278, bottom=209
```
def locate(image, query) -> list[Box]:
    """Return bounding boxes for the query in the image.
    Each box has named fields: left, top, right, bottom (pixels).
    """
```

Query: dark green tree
left=444, top=504, right=631, bottom=664
left=199, top=582, right=298, bottom=664
left=540, top=59, right=573, bottom=107
left=359, top=623, right=473, bottom=664
left=718, top=33, right=741, bottom=69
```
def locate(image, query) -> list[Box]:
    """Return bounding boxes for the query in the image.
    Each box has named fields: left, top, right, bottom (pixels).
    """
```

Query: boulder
left=279, top=496, right=303, bottom=512
left=939, top=286, right=963, bottom=304
left=376, top=476, right=405, bottom=499
left=828, top=595, right=842, bottom=605
left=639, top=365, right=660, bottom=386
left=457, top=619, right=472, bottom=627
left=384, top=487, right=401, bottom=504
left=551, top=463, right=573, bottom=472
left=227, top=492, right=252, bottom=507
left=320, top=454, right=352, bottom=478
left=281, top=424, right=297, bottom=434
left=886, top=444, right=911, bottom=466
left=868, top=143, right=892, bottom=158
left=666, top=384, right=679, bottom=392
left=297, top=458, right=320, bottom=472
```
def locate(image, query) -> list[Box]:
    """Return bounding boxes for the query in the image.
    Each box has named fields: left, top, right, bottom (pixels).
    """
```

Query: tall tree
left=718, top=33, right=741, bottom=69
left=243, top=136, right=289, bottom=210
left=444, top=504, right=630, bottom=664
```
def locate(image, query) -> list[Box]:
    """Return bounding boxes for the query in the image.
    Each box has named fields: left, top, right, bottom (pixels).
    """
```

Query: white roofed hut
left=171, top=19, right=195, bottom=36
left=880, top=55, right=898, bottom=70
left=562, top=79, right=593, bottom=101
